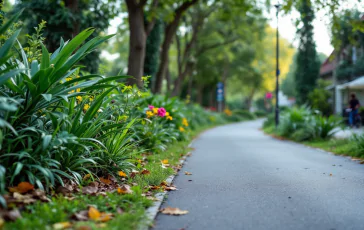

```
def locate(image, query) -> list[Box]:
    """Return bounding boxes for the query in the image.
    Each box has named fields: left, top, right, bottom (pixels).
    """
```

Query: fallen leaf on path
left=8, top=182, right=34, bottom=194
left=184, top=171, right=192, bottom=175
left=99, top=177, right=111, bottom=185
left=53, top=222, right=72, bottom=229
left=160, top=207, right=188, bottom=215
left=330, top=173, right=333, bottom=176
left=186, top=152, right=192, bottom=157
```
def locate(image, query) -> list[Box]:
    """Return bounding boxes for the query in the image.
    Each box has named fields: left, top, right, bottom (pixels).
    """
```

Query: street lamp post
left=274, top=3, right=280, bottom=128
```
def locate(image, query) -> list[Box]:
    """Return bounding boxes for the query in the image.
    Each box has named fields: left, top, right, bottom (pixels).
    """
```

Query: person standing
left=349, top=93, right=360, bottom=127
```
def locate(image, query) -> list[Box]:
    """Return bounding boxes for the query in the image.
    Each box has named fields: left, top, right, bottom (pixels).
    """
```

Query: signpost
left=217, top=82, right=224, bottom=112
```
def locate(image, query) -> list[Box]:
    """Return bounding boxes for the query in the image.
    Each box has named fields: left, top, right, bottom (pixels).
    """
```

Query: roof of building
left=320, top=51, right=335, bottom=76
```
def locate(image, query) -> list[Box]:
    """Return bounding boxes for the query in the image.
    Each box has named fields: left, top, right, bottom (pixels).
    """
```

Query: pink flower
left=148, top=105, right=154, bottom=110
left=157, top=107, right=166, bottom=117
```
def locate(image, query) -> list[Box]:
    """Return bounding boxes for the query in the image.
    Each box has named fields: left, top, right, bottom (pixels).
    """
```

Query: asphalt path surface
left=153, top=120, right=364, bottom=230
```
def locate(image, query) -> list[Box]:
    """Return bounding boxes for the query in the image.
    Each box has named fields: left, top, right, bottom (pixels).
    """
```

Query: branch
left=145, top=0, right=159, bottom=35
left=197, top=37, right=239, bottom=56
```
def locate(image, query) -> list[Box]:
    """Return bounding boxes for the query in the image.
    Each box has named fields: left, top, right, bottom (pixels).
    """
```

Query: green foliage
left=266, top=106, right=342, bottom=142
left=308, top=79, right=332, bottom=116
left=15, top=0, right=118, bottom=73
left=294, top=0, right=320, bottom=105
left=144, top=19, right=162, bottom=86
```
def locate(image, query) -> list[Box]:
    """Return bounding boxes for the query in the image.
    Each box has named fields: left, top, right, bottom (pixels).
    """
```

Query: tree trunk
left=153, top=0, right=198, bottom=94
left=197, top=84, right=204, bottom=105
left=246, top=88, right=256, bottom=110
left=209, top=87, right=215, bottom=108
left=125, top=0, right=146, bottom=88
left=65, top=0, right=80, bottom=37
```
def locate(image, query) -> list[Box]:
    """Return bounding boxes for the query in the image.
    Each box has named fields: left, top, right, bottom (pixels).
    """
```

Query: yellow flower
left=136, top=90, right=142, bottom=97
left=122, top=85, right=133, bottom=93
left=165, top=112, right=170, bottom=117
left=89, top=95, right=94, bottom=102
left=179, top=127, right=185, bottom=132
left=224, top=109, right=232, bottom=116
left=66, top=77, right=72, bottom=82
left=166, top=116, right=173, bottom=121
left=76, top=96, right=82, bottom=102
left=83, top=104, right=90, bottom=111
left=152, top=107, right=158, bottom=115
left=182, top=118, right=189, bottom=127
left=161, top=159, right=169, bottom=164
left=146, top=111, right=154, bottom=118
left=76, top=88, right=81, bottom=92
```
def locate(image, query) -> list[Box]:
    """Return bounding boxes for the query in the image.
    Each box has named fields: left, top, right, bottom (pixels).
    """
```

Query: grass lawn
left=3, top=127, right=210, bottom=230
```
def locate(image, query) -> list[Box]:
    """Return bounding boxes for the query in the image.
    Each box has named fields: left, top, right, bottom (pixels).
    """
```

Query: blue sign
left=216, top=82, right=224, bottom=102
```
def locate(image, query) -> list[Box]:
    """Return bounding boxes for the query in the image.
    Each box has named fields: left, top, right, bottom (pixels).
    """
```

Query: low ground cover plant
left=264, top=106, right=342, bottom=142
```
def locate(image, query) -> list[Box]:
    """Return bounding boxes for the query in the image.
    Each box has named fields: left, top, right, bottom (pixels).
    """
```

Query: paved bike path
left=153, top=120, right=364, bottom=230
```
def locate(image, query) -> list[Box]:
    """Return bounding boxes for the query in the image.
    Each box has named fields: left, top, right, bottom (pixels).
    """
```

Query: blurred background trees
left=4, top=0, right=361, bottom=111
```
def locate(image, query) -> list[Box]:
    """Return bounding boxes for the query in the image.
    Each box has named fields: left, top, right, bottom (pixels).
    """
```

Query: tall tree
left=153, top=0, right=198, bottom=94
left=15, top=0, right=117, bottom=73
left=125, top=0, right=159, bottom=87
left=294, top=0, right=320, bottom=105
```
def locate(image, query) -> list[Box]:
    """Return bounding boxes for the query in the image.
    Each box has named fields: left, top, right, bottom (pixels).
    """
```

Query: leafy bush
left=232, top=110, right=256, bottom=120
left=0, top=15, right=228, bottom=201
left=267, top=106, right=342, bottom=141
left=254, top=110, right=267, bottom=117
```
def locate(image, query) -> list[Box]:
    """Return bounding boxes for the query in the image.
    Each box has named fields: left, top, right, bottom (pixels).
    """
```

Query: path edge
left=140, top=133, right=199, bottom=230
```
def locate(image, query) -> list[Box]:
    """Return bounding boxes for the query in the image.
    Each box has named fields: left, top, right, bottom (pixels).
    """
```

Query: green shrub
left=233, top=110, right=256, bottom=120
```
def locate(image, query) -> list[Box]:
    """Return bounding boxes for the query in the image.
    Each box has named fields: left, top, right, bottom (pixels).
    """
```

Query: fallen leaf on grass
left=0, top=217, right=4, bottom=228
left=53, top=222, right=72, bottom=229
left=184, top=171, right=192, bottom=175
left=88, top=207, right=113, bottom=222
left=2, top=209, right=22, bottom=221
left=99, top=177, right=111, bottom=185
left=13, top=192, right=36, bottom=204
left=117, top=185, right=132, bottom=194
left=160, top=181, right=168, bottom=186
left=118, top=171, right=127, bottom=177
left=72, top=210, right=89, bottom=221
left=161, top=159, right=169, bottom=164
left=82, top=186, right=98, bottom=195
left=8, top=182, right=34, bottom=194
left=146, top=196, right=160, bottom=201
left=141, top=169, right=150, bottom=175
left=149, top=185, right=160, bottom=190
left=160, top=207, right=188, bottom=215
left=88, top=206, right=101, bottom=220
left=76, top=226, right=92, bottom=230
